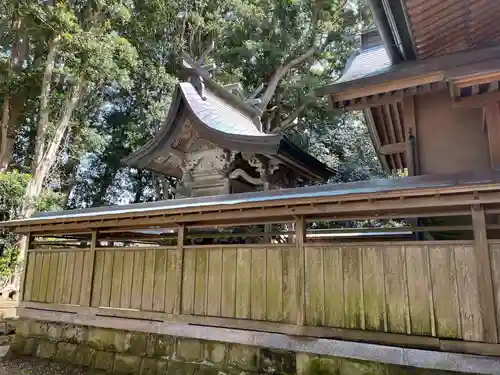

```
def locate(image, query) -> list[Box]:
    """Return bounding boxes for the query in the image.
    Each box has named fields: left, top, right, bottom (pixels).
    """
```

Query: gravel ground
left=0, top=357, right=106, bottom=375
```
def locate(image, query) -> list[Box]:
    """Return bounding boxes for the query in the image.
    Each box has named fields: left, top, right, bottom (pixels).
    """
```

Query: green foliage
left=0, top=243, right=18, bottom=281
left=0, top=0, right=383, bottom=212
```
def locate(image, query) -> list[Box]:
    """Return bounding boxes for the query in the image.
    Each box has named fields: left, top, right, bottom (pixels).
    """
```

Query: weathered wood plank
left=39, top=252, right=51, bottom=302
left=207, top=248, right=223, bottom=316
left=471, top=206, right=498, bottom=343
left=343, top=247, right=363, bottom=329
left=454, top=245, right=484, bottom=342
left=130, top=251, right=145, bottom=310
left=174, top=225, right=185, bottom=315
left=429, top=245, right=461, bottom=339
left=222, top=248, right=237, bottom=318
left=70, top=251, right=84, bottom=305
left=46, top=252, right=59, bottom=303
left=120, top=250, right=134, bottom=309
left=384, top=246, right=409, bottom=334
left=362, top=246, right=386, bottom=331
left=110, top=251, right=124, bottom=308
left=90, top=251, right=104, bottom=307
left=490, top=243, right=500, bottom=340
left=62, top=252, right=75, bottom=305
left=152, top=249, right=167, bottom=312
left=23, top=252, right=36, bottom=301
left=80, top=232, right=97, bottom=307
left=266, top=247, right=283, bottom=322
left=323, top=246, right=344, bottom=328
left=235, top=248, right=251, bottom=319
left=251, top=247, right=267, bottom=320
left=165, top=250, right=177, bottom=314
left=181, top=248, right=196, bottom=315
left=99, top=251, right=114, bottom=307
left=405, top=245, right=433, bottom=336
left=296, top=217, right=306, bottom=326
left=305, top=246, right=324, bottom=326
left=194, top=248, right=208, bottom=315
left=141, top=250, right=155, bottom=311
left=282, top=247, right=299, bottom=324
left=30, top=252, right=43, bottom=302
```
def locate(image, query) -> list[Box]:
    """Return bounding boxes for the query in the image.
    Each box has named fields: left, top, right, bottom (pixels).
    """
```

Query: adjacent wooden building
left=316, top=0, right=500, bottom=176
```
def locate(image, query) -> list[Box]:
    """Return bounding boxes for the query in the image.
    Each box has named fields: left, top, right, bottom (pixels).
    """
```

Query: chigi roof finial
left=180, top=43, right=217, bottom=100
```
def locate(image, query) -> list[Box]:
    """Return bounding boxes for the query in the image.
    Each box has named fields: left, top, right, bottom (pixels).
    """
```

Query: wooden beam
left=18, top=307, right=500, bottom=374
left=454, top=91, right=500, bottom=108
left=452, top=71, right=500, bottom=89
left=471, top=206, right=498, bottom=343
left=174, top=224, right=185, bottom=315
left=20, top=233, right=33, bottom=302
left=363, top=109, right=390, bottom=171
left=12, top=189, right=500, bottom=234
left=403, top=96, right=419, bottom=176
left=485, top=101, right=500, bottom=170
left=330, top=72, right=444, bottom=103
left=380, top=142, right=406, bottom=155
left=346, top=92, right=403, bottom=109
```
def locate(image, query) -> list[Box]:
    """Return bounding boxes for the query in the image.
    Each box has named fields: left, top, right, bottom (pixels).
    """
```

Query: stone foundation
left=10, top=319, right=473, bottom=375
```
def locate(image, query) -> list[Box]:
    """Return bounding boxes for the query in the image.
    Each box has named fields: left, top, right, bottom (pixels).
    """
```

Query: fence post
left=174, top=224, right=185, bottom=315
left=471, top=205, right=498, bottom=343
left=19, top=232, right=33, bottom=302
left=295, top=216, right=306, bottom=326
left=80, top=231, right=97, bottom=307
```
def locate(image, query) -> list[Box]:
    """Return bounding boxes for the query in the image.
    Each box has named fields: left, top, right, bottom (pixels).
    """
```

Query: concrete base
left=10, top=319, right=477, bottom=375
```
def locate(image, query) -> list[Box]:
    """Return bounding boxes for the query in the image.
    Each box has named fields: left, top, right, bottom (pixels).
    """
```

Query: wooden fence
left=14, top=177, right=500, bottom=357
left=21, top=238, right=500, bottom=347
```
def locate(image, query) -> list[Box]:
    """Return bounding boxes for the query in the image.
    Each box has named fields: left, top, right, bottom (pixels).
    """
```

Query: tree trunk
left=134, top=170, right=143, bottom=203
left=17, top=79, right=84, bottom=269
left=0, top=96, right=11, bottom=172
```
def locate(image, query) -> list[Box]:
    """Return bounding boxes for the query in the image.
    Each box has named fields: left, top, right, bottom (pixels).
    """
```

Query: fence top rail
left=4, top=170, right=500, bottom=233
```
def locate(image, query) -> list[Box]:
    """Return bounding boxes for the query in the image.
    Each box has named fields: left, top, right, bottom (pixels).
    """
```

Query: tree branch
left=256, top=46, right=317, bottom=113
left=275, top=100, right=311, bottom=133
left=41, top=78, right=85, bottom=165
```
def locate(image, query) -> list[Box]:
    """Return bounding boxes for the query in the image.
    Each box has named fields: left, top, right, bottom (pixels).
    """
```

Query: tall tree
left=17, top=1, right=137, bottom=218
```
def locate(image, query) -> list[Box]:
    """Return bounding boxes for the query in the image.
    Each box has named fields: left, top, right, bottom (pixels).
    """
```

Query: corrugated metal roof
left=337, top=45, right=392, bottom=83
left=11, top=170, right=500, bottom=225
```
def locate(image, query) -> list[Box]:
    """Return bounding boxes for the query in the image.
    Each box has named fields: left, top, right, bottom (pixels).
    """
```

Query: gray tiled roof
left=337, top=44, right=392, bottom=83
left=180, top=82, right=268, bottom=137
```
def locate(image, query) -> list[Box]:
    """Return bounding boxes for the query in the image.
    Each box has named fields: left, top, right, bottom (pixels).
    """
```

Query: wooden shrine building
left=123, top=54, right=333, bottom=198
left=316, top=0, right=500, bottom=177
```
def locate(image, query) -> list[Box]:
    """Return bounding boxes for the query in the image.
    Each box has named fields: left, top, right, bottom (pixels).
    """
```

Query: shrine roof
left=335, top=44, right=391, bottom=84
left=123, top=75, right=334, bottom=182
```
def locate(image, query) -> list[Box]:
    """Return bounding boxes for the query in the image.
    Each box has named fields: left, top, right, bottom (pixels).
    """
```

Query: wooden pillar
left=295, top=216, right=306, bottom=326
left=19, top=233, right=33, bottom=302
left=403, top=96, right=419, bottom=176
left=174, top=224, right=185, bottom=315
left=484, top=101, right=500, bottom=170
left=80, top=231, right=98, bottom=307
left=471, top=206, right=498, bottom=343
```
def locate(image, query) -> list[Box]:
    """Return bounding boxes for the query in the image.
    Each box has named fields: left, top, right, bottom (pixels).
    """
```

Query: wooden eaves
left=315, top=45, right=500, bottom=105
left=5, top=171, right=500, bottom=234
